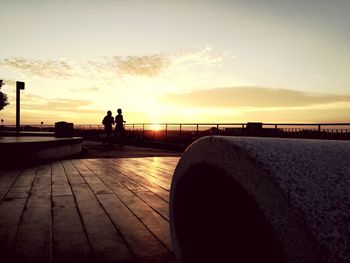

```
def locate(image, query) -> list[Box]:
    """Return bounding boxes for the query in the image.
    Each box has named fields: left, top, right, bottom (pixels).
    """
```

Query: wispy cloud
left=0, top=47, right=224, bottom=79
left=85, top=47, right=222, bottom=78
left=21, top=94, right=94, bottom=113
left=1, top=58, right=73, bottom=78
left=70, top=86, right=100, bottom=92
left=160, top=86, right=350, bottom=108
left=105, top=55, right=170, bottom=77
left=169, top=46, right=223, bottom=70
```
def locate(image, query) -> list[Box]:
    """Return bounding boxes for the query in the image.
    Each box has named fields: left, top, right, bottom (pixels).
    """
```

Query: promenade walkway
left=0, top=144, right=181, bottom=263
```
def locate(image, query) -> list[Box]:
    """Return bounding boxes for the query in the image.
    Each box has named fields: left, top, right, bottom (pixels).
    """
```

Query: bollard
left=170, top=136, right=350, bottom=263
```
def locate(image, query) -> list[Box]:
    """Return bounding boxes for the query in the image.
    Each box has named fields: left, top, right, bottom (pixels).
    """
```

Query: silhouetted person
left=102, top=110, right=114, bottom=145
left=114, top=108, right=126, bottom=145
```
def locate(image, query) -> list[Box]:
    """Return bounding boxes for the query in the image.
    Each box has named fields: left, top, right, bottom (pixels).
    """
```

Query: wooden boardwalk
left=0, top=157, right=180, bottom=263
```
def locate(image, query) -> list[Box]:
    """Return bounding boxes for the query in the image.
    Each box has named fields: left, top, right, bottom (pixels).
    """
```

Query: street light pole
left=16, top=81, right=25, bottom=133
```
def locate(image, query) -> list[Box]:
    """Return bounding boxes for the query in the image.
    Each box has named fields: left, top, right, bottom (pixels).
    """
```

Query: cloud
left=0, top=46, right=224, bottom=79
left=70, top=86, right=100, bottom=92
left=1, top=57, right=73, bottom=78
left=169, top=46, right=223, bottom=70
left=105, top=55, right=170, bottom=77
left=0, top=55, right=169, bottom=78
left=89, top=47, right=223, bottom=78
left=21, top=94, right=95, bottom=113
left=159, top=86, right=350, bottom=108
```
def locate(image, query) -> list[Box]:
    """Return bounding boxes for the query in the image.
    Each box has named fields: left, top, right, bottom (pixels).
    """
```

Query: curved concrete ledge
left=170, top=136, right=350, bottom=263
left=0, top=136, right=83, bottom=166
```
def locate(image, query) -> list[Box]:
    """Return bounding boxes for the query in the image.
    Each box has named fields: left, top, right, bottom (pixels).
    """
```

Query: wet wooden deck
left=0, top=157, right=180, bottom=263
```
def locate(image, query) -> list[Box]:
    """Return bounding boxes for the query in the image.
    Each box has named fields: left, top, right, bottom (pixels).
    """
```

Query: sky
left=0, top=0, right=349, bottom=124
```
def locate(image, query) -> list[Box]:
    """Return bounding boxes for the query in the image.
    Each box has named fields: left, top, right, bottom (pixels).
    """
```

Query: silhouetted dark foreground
left=170, top=137, right=350, bottom=263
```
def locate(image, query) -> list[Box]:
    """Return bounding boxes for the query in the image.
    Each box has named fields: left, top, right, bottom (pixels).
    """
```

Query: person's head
left=107, top=110, right=112, bottom=116
left=117, top=108, right=122, bottom=114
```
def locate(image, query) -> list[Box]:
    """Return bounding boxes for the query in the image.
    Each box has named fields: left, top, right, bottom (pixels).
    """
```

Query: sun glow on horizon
left=151, top=124, right=162, bottom=131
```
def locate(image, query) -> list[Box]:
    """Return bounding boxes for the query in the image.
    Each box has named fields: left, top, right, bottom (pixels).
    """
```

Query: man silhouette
left=114, top=108, right=126, bottom=145
left=102, top=110, right=114, bottom=145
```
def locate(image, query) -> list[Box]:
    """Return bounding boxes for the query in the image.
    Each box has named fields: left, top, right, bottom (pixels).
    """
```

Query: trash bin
left=55, top=121, right=74, bottom=137
left=246, top=122, right=262, bottom=136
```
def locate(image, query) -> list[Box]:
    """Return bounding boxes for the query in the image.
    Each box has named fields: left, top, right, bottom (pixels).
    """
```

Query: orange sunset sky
left=0, top=0, right=349, bottom=124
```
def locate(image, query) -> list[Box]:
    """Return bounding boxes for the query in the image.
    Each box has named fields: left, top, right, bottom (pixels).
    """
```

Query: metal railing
left=122, top=123, right=350, bottom=143
left=1, top=122, right=350, bottom=142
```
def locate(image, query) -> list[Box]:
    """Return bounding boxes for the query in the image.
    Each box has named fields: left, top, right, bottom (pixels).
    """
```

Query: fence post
left=165, top=124, right=168, bottom=142
left=143, top=124, right=145, bottom=141
left=318, top=124, right=321, bottom=139
left=179, top=124, right=182, bottom=141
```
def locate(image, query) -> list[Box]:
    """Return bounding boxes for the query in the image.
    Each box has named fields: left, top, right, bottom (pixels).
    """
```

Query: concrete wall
left=0, top=137, right=83, bottom=167
left=170, top=136, right=350, bottom=263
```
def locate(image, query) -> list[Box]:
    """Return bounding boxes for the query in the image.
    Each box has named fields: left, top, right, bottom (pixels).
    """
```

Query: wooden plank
left=82, top=160, right=169, bottom=213
left=133, top=191, right=169, bottom=221
left=85, top=159, right=170, bottom=203
left=78, top=160, right=173, bottom=251
left=63, top=161, right=135, bottom=263
left=119, top=178, right=149, bottom=193
left=113, top=159, right=171, bottom=192
left=0, top=198, right=27, bottom=258
left=84, top=159, right=169, bottom=220
left=97, top=193, right=175, bottom=263
left=52, top=195, right=93, bottom=263
left=62, top=160, right=85, bottom=185
left=129, top=157, right=176, bottom=177
left=52, top=161, right=72, bottom=197
left=0, top=168, right=37, bottom=260
left=125, top=159, right=172, bottom=188
left=13, top=164, right=52, bottom=263
left=52, top=160, right=93, bottom=263
left=121, top=159, right=172, bottom=190
left=6, top=167, right=37, bottom=199
left=70, top=160, right=113, bottom=195
left=133, top=157, right=177, bottom=178
left=106, top=159, right=170, bottom=197
left=0, top=169, right=22, bottom=201
left=116, top=190, right=173, bottom=251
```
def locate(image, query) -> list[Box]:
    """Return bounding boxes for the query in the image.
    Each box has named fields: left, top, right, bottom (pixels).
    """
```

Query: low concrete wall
left=0, top=136, right=83, bottom=167
left=170, top=136, right=350, bottom=263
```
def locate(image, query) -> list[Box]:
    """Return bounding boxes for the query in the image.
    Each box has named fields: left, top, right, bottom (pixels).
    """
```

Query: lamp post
left=16, top=81, right=25, bottom=133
